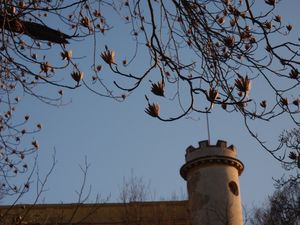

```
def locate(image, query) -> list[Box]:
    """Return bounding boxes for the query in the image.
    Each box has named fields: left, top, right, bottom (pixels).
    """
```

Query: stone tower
left=180, top=140, right=244, bottom=225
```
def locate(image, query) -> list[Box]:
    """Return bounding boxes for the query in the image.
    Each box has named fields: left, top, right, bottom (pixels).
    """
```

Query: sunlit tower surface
left=180, top=140, right=244, bottom=225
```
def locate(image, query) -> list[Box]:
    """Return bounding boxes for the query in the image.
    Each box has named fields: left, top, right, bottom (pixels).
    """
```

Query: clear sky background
left=1, top=0, right=299, bottom=210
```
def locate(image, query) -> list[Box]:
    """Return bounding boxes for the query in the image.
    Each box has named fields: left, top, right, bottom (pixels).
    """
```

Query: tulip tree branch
left=0, top=15, right=72, bottom=44
left=0, top=0, right=299, bottom=196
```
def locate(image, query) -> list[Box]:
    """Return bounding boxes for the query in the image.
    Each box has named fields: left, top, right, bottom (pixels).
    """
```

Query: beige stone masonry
left=180, top=140, right=244, bottom=225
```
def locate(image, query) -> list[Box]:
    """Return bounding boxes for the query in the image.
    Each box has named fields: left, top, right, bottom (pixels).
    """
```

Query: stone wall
left=0, top=201, right=190, bottom=225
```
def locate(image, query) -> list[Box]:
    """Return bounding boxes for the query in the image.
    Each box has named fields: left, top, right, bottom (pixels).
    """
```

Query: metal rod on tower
left=206, top=111, right=211, bottom=144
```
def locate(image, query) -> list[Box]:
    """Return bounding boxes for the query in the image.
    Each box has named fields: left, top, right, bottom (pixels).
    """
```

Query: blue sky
left=2, top=0, right=300, bottom=210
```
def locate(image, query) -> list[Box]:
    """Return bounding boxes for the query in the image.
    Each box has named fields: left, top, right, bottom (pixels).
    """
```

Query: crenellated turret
left=180, top=140, right=244, bottom=225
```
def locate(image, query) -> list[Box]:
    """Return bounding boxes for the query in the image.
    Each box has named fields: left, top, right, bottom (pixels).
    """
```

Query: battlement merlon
left=185, top=140, right=238, bottom=162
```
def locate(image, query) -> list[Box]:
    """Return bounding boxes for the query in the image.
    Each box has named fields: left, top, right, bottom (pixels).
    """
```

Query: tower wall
left=180, top=140, right=244, bottom=225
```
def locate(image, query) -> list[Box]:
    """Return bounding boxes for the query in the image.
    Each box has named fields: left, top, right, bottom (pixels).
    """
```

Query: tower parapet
left=181, top=140, right=244, bottom=178
left=180, top=140, right=244, bottom=225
